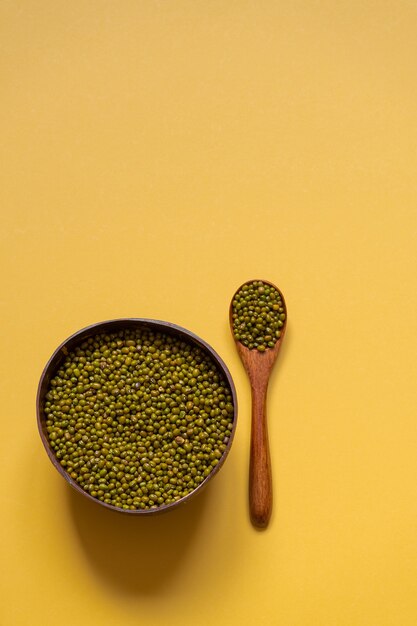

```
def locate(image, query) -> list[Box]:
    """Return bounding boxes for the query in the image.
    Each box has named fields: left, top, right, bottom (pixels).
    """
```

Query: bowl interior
left=37, top=318, right=237, bottom=515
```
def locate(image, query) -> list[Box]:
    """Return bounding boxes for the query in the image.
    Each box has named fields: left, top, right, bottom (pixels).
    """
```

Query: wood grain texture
left=230, top=280, right=287, bottom=529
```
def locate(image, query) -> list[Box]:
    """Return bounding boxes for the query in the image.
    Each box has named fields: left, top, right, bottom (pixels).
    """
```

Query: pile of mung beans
left=231, top=280, right=286, bottom=351
left=44, top=328, right=234, bottom=510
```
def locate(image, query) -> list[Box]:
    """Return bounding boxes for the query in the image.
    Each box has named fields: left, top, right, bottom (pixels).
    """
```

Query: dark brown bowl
left=37, top=318, right=238, bottom=515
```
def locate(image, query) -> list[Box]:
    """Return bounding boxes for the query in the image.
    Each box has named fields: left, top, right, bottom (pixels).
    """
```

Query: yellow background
left=1, top=2, right=417, bottom=625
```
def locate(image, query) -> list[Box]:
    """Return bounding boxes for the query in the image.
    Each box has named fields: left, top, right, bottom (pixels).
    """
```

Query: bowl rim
left=37, top=318, right=238, bottom=515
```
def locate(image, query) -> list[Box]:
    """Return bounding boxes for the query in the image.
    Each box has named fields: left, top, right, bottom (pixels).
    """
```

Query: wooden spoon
left=230, top=280, right=287, bottom=529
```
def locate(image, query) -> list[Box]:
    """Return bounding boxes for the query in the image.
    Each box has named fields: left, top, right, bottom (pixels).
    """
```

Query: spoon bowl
left=229, top=280, right=287, bottom=528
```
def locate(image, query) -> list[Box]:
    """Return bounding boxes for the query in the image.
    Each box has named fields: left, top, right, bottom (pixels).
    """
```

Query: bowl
left=37, top=318, right=237, bottom=515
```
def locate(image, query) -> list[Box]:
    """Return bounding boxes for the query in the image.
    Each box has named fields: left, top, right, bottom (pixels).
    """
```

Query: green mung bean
left=232, top=280, right=286, bottom=351
left=45, top=328, right=234, bottom=510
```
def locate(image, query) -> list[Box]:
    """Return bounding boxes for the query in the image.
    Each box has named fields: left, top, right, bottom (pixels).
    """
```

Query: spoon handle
left=249, top=382, right=272, bottom=528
